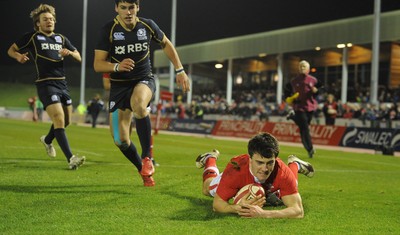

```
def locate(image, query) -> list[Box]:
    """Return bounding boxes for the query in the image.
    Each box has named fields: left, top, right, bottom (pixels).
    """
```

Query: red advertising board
left=262, top=122, right=346, bottom=146
left=160, top=91, right=173, bottom=101
left=211, top=120, right=346, bottom=146
left=150, top=116, right=171, bottom=131
left=211, top=120, right=267, bottom=139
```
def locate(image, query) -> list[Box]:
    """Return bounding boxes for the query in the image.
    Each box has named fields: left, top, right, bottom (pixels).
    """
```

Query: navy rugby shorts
left=109, top=75, right=156, bottom=112
left=36, top=80, right=72, bottom=109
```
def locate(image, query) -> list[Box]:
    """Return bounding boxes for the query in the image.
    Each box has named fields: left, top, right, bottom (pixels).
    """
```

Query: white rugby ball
left=233, top=183, right=265, bottom=204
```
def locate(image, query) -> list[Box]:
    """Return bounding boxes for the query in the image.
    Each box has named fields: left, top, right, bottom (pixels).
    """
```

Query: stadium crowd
left=154, top=87, right=400, bottom=128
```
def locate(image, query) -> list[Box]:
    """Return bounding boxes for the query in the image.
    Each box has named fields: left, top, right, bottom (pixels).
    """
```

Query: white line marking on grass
left=1, top=159, right=62, bottom=164
left=71, top=149, right=104, bottom=157
left=7, top=146, right=41, bottom=149
left=6, top=146, right=106, bottom=157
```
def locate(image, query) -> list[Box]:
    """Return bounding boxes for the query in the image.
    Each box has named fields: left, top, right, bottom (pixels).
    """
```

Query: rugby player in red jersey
left=196, top=132, right=314, bottom=218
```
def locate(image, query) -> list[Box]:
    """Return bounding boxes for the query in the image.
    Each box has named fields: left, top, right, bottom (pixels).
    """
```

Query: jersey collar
left=116, top=15, right=138, bottom=32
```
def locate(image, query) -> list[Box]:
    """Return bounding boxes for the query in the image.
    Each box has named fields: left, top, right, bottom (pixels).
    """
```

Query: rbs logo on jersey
left=41, top=43, right=63, bottom=51
left=114, top=43, right=148, bottom=55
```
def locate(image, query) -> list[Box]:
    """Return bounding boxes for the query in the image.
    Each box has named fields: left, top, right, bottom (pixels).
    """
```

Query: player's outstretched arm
left=7, top=43, right=29, bottom=64
left=213, top=194, right=242, bottom=214
left=94, top=50, right=135, bottom=73
left=160, top=36, right=190, bottom=93
left=238, top=193, right=304, bottom=218
left=59, top=48, right=81, bottom=62
left=94, top=50, right=115, bottom=73
left=213, top=192, right=265, bottom=215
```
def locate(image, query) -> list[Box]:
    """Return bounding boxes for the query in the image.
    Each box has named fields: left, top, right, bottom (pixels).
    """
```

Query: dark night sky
left=2, top=0, right=400, bottom=66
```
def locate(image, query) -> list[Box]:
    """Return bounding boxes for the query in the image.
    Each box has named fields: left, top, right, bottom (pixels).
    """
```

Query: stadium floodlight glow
left=315, top=46, right=321, bottom=51
left=337, top=43, right=346, bottom=48
left=215, top=63, right=223, bottom=69
left=258, top=53, right=267, bottom=57
left=236, top=74, right=243, bottom=84
left=337, top=43, right=353, bottom=48
left=273, top=74, right=279, bottom=82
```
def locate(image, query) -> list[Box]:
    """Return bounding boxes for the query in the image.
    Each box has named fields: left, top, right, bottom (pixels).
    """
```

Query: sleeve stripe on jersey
left=18, top=32, right=37, bottom=51
left=109, top=19, right=119, bottom=43
left=58, top=33, right=66, bottom=46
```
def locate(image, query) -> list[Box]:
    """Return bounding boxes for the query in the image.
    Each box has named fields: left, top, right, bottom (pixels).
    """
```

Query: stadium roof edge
left=153, top=10, right=400, bottom=67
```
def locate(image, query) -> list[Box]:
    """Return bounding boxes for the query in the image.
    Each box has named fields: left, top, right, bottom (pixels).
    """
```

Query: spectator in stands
left=176, top=100, right=186, bottom=119
left=35, top=97, right=44, bottom=121
left=342, top=103, right=354, bottom=119
left=336, top=99, right=344, bottom=118
left=27, top=96, right=38, bottom=122
left=87, top=94, right=104, bottom=128
left=380, top=103, right=397, bottom=128
left=191, top=100, right=204, bottom=120
left=322, top=94, right=338, bottom=125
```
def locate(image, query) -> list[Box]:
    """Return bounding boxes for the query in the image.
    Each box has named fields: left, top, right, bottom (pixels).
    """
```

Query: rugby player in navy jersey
left=94, top=0, right=190, bottom=187
left=8, top=4, right=85, bottom=170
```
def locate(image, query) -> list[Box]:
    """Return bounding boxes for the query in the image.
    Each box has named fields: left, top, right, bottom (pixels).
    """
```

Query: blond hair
left=30, top=4, right=56, bottom=31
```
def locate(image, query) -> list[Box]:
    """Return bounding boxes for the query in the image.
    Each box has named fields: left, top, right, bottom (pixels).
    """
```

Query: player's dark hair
left=248, top=132, right=280, bottom=158
left=115, top=0, right=140, bottom=6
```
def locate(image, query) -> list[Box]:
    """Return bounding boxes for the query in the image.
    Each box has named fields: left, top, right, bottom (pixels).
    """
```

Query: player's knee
left=202, top=178, right=213, bottom=196
left=133, top=106, right=149, bottom=119
left=52, top=115, right=65, bottom=128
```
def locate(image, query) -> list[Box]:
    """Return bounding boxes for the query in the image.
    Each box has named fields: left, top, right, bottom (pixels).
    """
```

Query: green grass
left=1, top=118, right=400, bottom=234
left=0, top=82, right=104, bottom=108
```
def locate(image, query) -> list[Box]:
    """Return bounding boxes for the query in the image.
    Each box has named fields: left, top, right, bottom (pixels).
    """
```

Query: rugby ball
left=233, top=183, right=265, bottom=204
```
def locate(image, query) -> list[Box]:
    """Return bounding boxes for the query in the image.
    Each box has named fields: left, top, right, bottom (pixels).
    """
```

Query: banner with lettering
left=168, top=119, right=216, bottom=134
left=262, top=122, right=346, bottom=146
left=339, top=127, right=400, bottom=151
left=211, top=120, right=266, bottom=138
left=211, top=121, right=345, bottom=146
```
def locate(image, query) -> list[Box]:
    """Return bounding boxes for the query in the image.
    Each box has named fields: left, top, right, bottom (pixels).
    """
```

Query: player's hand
left=16, top=52, right=30, bottom=64
left=176, top=73, right=190, bottom=93
left=237, top=204, right=264, bottom=218
left=117, top=58, right=135, bottom=72
left=58, top=48, right=71, bottom=57
left=311, top=86, right=318, bottom=93
left=238, top=193, right=265, bottom=208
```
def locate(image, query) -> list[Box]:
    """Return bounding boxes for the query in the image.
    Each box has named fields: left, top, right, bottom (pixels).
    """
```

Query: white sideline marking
left=6, top=146, right=105, bottom=157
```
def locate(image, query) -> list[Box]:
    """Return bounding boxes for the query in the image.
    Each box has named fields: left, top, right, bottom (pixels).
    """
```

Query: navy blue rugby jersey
left=15, top=31, right=77, bottom=82
left=96, top=17, right=164, bottom=81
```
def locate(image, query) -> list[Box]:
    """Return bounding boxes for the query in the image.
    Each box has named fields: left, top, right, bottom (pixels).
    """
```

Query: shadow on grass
left=0, top=184, right=131, bottom=195
left=160, top=190, right=237, bottom=221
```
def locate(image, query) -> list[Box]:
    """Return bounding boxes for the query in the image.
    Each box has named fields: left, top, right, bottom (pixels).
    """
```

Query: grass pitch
left=0, top=118, right=400, bottom=234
